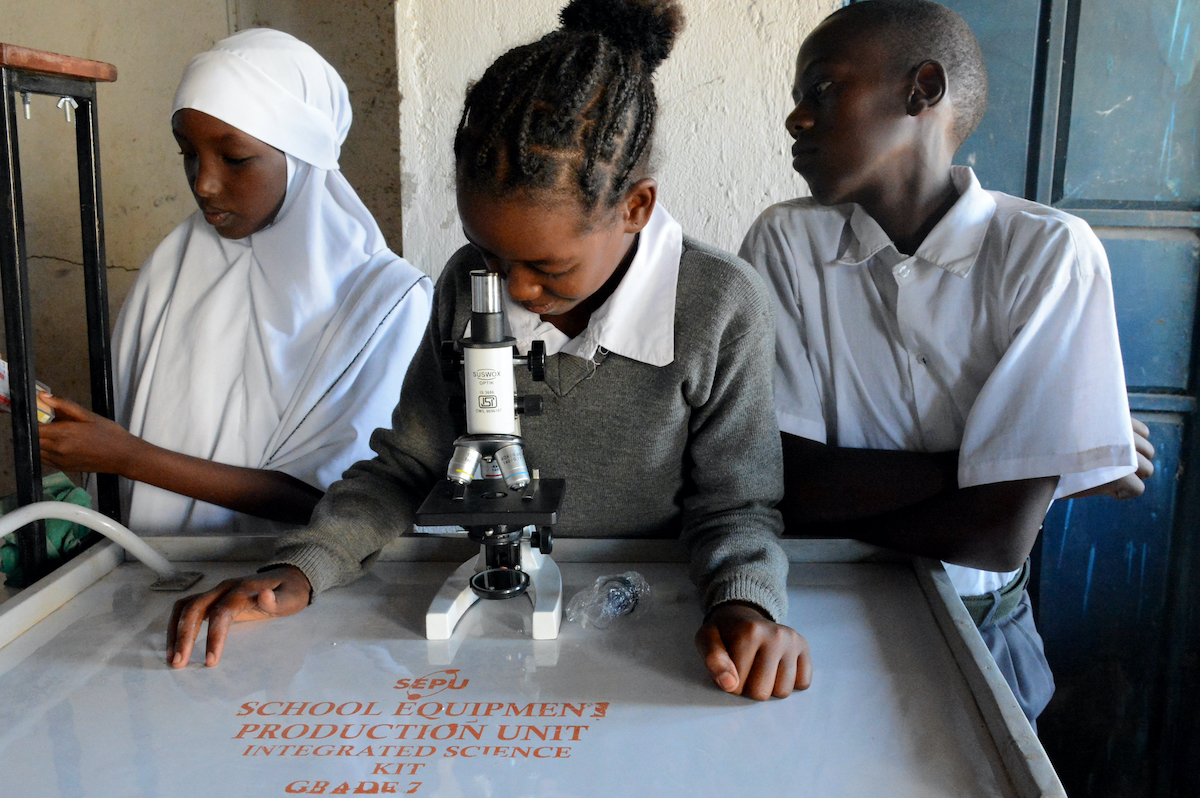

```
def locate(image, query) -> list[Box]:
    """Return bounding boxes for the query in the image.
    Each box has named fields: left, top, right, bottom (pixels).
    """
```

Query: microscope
left=416, top=270, right=566, bottom=641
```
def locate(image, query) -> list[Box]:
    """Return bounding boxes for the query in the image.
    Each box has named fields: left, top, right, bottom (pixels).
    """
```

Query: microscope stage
left=415, top=477, right=565, bottom=527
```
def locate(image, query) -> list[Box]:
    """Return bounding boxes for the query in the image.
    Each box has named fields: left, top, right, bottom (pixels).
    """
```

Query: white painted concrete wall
left=396, top=0, right=839, bottom=277
left=234, top=0, right=405, bottom=251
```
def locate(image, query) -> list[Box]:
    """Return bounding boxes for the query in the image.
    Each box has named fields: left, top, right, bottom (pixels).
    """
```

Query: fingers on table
left=166, top=579, right=253, bottom=669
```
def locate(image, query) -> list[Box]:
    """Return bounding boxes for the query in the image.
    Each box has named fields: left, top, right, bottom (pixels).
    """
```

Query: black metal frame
left=0, top=65, right=119, bottom=585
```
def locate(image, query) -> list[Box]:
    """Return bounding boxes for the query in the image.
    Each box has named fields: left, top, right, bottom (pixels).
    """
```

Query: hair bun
left=559, top=0, right=685, bottom=71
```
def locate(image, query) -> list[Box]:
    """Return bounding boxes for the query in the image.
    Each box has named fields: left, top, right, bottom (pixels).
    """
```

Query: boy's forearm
left=780, top=432, right=959, bottom=523
left=793, top=475, right=1058, bottom=572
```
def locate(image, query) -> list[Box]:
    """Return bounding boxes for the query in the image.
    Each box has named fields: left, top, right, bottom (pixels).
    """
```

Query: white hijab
left=113, top=29, right=431, bottom=536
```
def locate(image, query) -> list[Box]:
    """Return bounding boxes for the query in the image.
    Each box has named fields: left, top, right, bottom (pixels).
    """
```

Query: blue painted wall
left=940, top=1, right=1200, bottom=795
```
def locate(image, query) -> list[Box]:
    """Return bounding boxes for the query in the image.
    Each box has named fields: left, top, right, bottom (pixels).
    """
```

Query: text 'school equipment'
left=416, top=270, right=566, bottom=640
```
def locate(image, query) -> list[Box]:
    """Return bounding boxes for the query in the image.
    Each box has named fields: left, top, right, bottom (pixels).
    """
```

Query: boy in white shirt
left=740, top=0, right=1154, bottom=724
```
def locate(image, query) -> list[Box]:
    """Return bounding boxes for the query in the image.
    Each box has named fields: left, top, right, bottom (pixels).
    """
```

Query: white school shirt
left=501, top=202, right=684, bottom=362
left=740, top=166, right=1136, bottom=596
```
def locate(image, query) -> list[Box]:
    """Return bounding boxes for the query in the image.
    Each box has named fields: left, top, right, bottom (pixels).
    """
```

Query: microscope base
left=425, top=540, right=562, bottom=641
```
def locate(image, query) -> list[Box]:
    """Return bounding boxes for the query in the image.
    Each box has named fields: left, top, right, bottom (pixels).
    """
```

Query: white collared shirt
left=741, top=167, right=1136, bottom=596
left=501, top=203, right=683, bottom=363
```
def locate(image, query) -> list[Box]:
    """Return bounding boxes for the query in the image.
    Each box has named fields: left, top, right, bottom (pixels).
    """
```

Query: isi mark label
left=229, top=669, right=613, bottom=795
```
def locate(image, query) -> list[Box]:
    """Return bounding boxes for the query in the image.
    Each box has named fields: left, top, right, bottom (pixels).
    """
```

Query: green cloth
left=0, top=472, right=95, bottom=586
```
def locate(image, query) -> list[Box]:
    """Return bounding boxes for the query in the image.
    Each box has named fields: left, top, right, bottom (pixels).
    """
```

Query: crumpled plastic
left=565, top=571, right=651, bottom=629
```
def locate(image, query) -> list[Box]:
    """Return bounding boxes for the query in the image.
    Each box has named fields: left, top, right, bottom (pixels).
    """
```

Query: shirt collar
left=502, top=202, right=683, bottom=366
left=834, top=166, right=997, bottom=277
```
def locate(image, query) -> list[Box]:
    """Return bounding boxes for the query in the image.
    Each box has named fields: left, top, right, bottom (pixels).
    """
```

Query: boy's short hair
left=828, top=0, right=988, bottom=148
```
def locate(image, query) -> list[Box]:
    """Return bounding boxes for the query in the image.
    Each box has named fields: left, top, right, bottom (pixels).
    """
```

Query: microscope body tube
left=464, top=346, right=517, bottom=435
left=450, top=270, right=531, bottom=489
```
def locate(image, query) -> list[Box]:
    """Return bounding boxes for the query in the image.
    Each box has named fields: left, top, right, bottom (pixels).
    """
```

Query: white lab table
left=0, top=538, right=1065, bottom=797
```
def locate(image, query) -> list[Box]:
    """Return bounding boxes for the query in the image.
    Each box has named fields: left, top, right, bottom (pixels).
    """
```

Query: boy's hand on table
left=37, top=392, right=139, bottom=474
left=695, top=601, right=813, bottom=700
left=166, top=565, right=312, bottom=669
left=1065, top=417, right=1156, bottom=501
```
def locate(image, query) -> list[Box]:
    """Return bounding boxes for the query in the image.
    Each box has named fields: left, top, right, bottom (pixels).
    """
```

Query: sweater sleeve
left=677, top=243, right=789, bottom=622
left=265, top=256, right=466, bottom=596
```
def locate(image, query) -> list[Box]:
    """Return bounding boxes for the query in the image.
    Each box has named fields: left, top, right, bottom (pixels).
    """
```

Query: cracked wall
left=397, top=0, right=840, bottom=277
left=0, top=0, right=837, bottom=500
left=1, top=0, right=230, bottom=494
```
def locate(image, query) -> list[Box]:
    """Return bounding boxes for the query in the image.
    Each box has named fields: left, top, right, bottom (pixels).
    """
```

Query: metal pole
left=73, top=91, right=120, bottom=522
left=0, top=68, right=47, bottom=583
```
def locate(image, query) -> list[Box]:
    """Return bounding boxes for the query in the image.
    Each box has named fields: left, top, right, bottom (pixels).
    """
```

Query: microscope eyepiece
left=469, top=271, right=505, bottom=344
left=470, top=270, right=503, bottom=314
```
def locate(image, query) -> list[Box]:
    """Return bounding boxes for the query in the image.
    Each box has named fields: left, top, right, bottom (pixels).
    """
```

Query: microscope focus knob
left=440, top=341, right=461, bottom=382
left=517, top=394, right=543, bottom=416
left=528, top=340, right=546, bottom=382
left=532, top=526, right=553, bottom=555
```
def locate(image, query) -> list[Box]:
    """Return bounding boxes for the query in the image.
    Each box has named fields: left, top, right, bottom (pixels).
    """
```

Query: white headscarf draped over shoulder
left=113, top=28, right=432, bottom=536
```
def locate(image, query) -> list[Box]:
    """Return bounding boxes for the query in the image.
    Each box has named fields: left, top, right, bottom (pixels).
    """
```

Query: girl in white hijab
left=39, top=29, right=432, bottom=536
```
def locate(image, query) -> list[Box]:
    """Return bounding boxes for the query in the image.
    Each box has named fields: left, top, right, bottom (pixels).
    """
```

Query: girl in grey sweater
left=167, top=0, right=812, bottom=701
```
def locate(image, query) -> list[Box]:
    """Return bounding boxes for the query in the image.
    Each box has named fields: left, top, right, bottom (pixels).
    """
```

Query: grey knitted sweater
left=271, top=236, right=789, bottom=620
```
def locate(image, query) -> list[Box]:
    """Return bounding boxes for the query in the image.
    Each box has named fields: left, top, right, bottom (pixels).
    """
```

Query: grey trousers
left=978, top=589, right=1055, bottom=728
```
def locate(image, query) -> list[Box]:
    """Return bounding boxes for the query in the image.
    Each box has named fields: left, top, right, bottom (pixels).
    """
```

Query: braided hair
left=454, top=0, right=685, bottom=222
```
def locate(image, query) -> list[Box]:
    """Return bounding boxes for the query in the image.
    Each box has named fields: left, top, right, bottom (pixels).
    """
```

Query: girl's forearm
left=121, top=438, right=323, bottom=524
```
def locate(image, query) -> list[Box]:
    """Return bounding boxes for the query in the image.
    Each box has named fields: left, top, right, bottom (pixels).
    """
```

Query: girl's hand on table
left=696, top=602, right=813, bottom=700
left=37, top=393, right=139, bottom=474
left=166, top=565, right=312, bottom=668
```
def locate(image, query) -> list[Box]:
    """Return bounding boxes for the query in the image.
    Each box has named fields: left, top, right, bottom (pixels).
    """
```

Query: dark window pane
left=1064, top=0, right=1200, bottom=204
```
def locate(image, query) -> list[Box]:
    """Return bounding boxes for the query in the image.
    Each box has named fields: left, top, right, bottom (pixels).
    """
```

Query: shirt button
left=917, top=354, right=928, bottom=365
